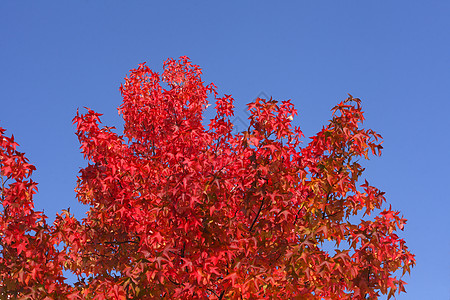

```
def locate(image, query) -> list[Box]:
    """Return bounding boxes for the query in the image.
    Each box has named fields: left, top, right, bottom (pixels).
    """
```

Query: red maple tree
left=0, top=57, right=415, bottom=299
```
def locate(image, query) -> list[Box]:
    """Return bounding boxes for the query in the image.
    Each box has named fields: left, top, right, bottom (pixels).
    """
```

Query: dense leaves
left=0, top=130, right=70, bottom=298
left=0, top=57, right=415, bottom=299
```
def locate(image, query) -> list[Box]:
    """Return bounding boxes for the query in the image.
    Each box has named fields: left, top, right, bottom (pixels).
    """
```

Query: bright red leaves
left=0, top=57, right=415, bottom=299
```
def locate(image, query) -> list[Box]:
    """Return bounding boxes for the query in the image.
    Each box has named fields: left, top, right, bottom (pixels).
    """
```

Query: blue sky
left=1, top=1, right=449, bottom=298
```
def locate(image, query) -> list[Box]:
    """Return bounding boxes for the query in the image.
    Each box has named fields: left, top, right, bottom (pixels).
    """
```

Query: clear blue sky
left=1, top=1, right=449, bottom=298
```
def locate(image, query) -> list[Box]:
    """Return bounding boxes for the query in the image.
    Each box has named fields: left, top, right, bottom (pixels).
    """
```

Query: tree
left=0, top=56, right=415, bottom=299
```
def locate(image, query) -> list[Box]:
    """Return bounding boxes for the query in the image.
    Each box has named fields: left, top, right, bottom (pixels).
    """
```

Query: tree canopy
left=0, top=57, right=415, bottom=299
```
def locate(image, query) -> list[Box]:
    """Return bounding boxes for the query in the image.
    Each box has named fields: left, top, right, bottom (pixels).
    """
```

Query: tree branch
left=249, top=199, right=264, bottom=232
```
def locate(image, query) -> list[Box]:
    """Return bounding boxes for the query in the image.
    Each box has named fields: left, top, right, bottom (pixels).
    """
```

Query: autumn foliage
left=0, top=57, right=415, bottom=299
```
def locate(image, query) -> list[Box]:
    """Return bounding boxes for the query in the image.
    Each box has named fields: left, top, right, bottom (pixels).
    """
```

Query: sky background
left=1, top=1, right=449, bottom=298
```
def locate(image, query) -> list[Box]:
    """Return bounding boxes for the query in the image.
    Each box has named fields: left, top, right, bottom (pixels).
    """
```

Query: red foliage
left=0, top=57, right=415, bottom=299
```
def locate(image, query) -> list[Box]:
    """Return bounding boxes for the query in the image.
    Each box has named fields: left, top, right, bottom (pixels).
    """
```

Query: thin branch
left=167, top=277, right=181, bottom=286
left=249, top=199, right=264, bottom=232
left=207, top=288, right=220, bottom=299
